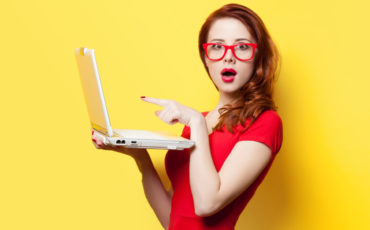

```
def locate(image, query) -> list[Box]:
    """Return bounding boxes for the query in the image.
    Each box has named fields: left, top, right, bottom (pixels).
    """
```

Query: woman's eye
left=238, top=44, right=250, bottom=50
left=211, top=44, right=223, bottom=49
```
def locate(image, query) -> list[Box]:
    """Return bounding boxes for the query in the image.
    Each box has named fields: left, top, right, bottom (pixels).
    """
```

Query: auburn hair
left=198, top=3, right=280, bottom=133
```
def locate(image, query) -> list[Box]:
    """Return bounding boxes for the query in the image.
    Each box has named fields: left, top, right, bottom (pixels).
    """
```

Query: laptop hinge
left=91, top=123, right=109, bottom=136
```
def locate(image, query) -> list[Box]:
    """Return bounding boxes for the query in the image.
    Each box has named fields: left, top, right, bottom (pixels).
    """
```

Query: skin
left=204, top=17, right=256, bottom=112
left=92, top=17, right=271, bottom=227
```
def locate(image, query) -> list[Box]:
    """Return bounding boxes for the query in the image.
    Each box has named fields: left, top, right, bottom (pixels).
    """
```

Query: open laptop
left=75, top=47, right=195, bottom=150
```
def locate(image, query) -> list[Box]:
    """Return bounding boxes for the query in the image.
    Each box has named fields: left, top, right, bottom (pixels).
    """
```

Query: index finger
left=141, top=97, right=170, bottom=107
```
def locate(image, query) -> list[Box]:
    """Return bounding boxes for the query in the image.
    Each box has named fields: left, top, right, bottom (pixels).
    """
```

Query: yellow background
left=1, top=0, right=369, bottom=229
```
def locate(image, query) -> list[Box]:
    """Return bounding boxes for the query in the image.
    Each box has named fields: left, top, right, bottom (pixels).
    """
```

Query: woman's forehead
left=207, top=18, right=254, bottom=42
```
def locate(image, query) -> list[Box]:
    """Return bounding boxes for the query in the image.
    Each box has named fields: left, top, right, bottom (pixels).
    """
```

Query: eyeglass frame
left=202, top=42, right=258, bottom=61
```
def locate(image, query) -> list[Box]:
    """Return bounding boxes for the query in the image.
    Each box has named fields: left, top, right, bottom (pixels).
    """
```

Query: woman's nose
left=223, top=49, right=235, bottom=63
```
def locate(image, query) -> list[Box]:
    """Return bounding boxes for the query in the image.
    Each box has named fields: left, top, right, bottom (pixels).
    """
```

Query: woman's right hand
left=91, top=130, right=149, bottom=160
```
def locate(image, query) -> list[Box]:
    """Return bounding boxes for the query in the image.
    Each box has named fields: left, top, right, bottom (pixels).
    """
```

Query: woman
left=92, top=3, right=283, bottom=230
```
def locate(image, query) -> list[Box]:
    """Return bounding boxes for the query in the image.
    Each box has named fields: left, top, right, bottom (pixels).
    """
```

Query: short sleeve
left=180, top=125, right=191, bottom=139
left=238, top=110, right=283, bottom=156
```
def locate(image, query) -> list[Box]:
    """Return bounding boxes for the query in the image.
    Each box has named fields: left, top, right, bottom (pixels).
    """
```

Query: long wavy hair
left=198, top=3, right=280, bottom=133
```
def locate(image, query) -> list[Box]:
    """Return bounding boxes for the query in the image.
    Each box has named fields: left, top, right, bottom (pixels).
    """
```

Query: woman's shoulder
left=238, top=109, right=282, bottom=132
left=255, top=110, right=282, bottom=124
left=238, top=109, right=283, bottom=155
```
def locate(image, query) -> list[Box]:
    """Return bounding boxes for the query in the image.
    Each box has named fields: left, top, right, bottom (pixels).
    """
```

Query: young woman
left=92, top=3, right=283, bottom=230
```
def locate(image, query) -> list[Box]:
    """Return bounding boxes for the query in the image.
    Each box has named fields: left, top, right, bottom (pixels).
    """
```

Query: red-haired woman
left=92, top=3, right=283, bottom=230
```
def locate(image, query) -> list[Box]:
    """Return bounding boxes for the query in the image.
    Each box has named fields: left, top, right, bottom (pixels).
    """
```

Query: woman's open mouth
left=221, top=68, right=237, bottom=82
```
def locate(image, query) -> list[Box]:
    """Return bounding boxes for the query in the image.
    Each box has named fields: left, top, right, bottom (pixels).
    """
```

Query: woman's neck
left=214, top=91, right=238, bottom=112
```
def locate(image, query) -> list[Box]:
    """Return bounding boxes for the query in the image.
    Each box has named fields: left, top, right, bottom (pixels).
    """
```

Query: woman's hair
left=198, top=3, right=280, bottom=133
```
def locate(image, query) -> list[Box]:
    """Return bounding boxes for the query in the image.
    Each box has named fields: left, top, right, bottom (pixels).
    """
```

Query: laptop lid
left=75, top=47, right=113, bottom=137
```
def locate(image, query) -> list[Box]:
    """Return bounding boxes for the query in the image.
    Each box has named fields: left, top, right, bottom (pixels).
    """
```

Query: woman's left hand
left=141, top=97, right=204, bottom=127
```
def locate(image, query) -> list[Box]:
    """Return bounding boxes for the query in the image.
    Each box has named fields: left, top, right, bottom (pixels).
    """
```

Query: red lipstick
left=221, top=68, right=237, bottom=75
left=221, top=68, right=237, bottom=83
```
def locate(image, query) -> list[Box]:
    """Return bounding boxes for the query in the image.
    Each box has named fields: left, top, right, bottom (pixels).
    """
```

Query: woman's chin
left=218, top=86, right=242, bottom=95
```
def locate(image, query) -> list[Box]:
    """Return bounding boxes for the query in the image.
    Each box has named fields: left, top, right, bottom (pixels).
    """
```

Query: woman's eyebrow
left=210, top=38, right=253, bottom=43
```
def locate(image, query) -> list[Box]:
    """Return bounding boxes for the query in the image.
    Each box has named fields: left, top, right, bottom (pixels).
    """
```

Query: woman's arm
left=134, top=152, right=172, bottom=229
left=188, top=118, right=270, bottom=217
left=134, top=152, right=172, bottom=230
left=188, top=117, right=221, bottom=216
left=92, top=134, right=172, bottom=230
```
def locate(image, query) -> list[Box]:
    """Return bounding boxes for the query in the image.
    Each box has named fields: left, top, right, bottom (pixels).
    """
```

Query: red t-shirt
left=165, top=110, right=283, bottom=230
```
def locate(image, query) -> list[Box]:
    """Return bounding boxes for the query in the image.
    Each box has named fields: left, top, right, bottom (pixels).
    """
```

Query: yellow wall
left=0, top=0, right=369, bottom=229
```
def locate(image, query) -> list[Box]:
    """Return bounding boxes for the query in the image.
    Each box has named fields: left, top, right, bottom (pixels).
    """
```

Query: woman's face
left=204, top=17, right=256, bottom=94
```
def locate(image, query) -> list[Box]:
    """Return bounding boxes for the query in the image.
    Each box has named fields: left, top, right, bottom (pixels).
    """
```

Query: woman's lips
left=221, top=68, right=237, bottom=82
left=221, top=75, right=235, bottom=82
left=221, top=68, right=237, bottom=75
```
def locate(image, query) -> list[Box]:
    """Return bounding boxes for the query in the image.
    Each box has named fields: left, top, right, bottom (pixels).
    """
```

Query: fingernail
left=140, top=96, right=146, bottom=99
left=92, top=138, right=96, bottom=142
left=92, top=130, right=94, bottom=135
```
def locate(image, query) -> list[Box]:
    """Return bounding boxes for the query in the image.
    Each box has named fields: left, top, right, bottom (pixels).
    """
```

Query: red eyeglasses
left=203, top=43, right=258, bottom=61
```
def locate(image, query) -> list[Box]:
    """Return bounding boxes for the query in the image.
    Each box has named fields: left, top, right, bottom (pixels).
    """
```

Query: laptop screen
left=75, top=47, right=113, bottom=137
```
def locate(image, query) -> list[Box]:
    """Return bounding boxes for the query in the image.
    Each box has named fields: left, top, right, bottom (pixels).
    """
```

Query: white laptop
left=75, top=47, right=195, bottom=150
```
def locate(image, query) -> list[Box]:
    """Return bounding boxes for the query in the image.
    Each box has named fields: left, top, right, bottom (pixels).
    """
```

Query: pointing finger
left=141, top=96, right=169, bottom=107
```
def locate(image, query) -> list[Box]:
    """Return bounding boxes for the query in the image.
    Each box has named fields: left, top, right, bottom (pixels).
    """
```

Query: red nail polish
left=92, top=138, right=96, bottom=142
left=92, top=130, right=94, bottom=135
left=140, top=96, right=146, bottom=98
